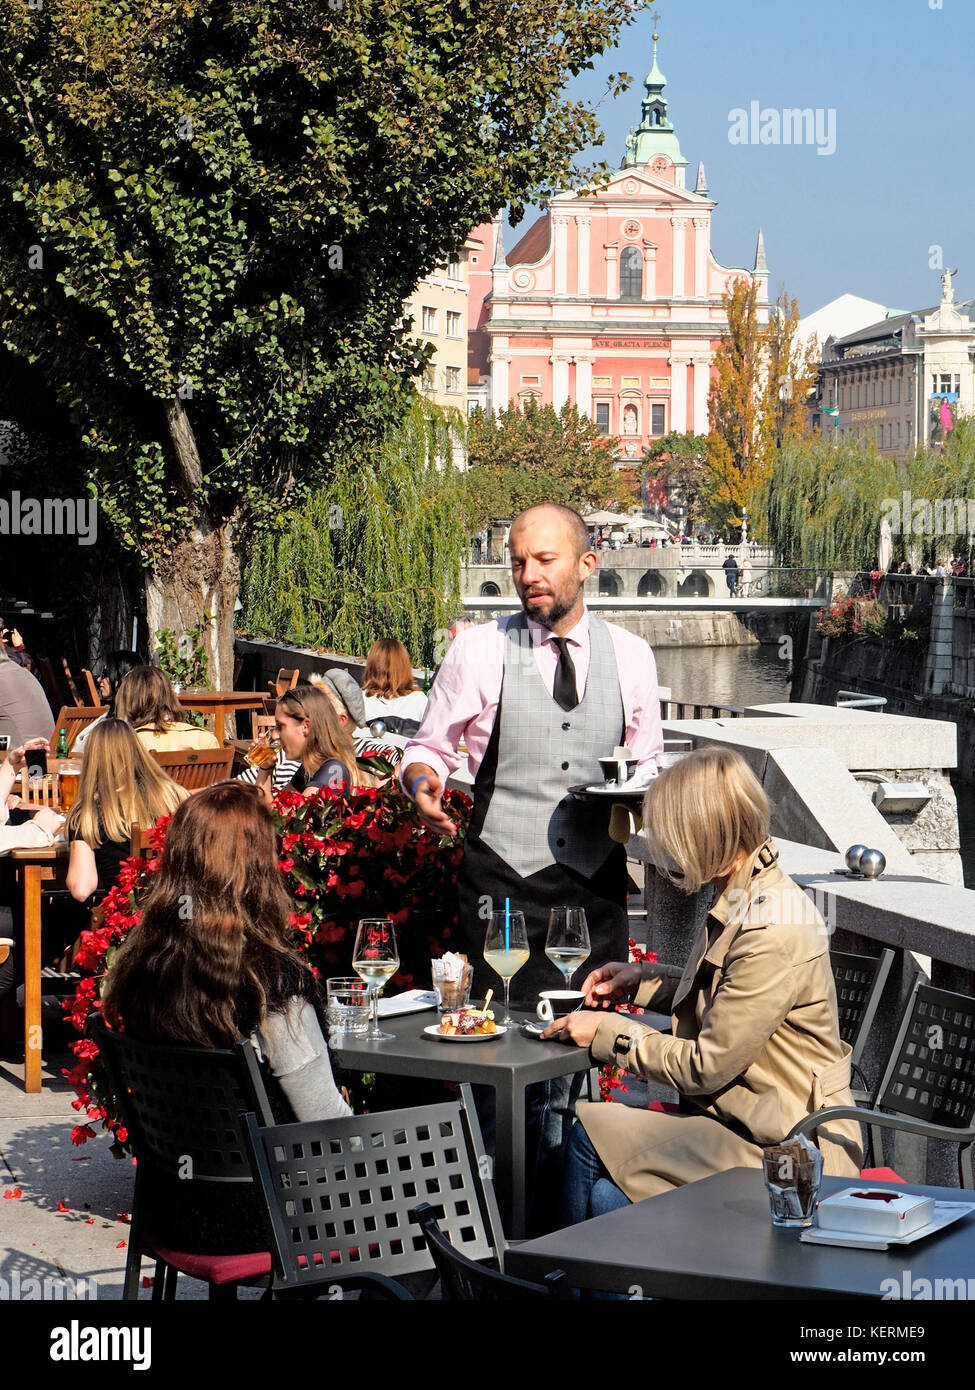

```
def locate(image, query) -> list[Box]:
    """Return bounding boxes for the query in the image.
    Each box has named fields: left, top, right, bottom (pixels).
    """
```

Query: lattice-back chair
left=150, top=746, right=235, bottom=791
left=831, top=947, right=895, bottom=1096
left=268, top=668, right=299, bottom=699
left=788, top=978, right=975, bottom=1188
left=252, top=713, right=277, bottom=740
left=413, top=1203, right=567, bottom=1300
left=244, top=1085, right=506, bottom=1299
left=80, top=668, right=104, bottom=708
left=90, top=1015, right=276, bottom=1301
left=52, top=705, right=104, bottom=752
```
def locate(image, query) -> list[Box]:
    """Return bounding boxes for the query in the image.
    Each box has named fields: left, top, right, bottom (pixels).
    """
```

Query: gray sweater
left=250, top=997, right=351, bottom=1121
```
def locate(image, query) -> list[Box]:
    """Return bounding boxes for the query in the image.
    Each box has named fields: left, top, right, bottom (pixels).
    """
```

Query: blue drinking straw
left=505, top=897, right=510, bottom=953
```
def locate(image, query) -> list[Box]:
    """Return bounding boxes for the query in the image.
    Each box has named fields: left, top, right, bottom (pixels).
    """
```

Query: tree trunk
left=143, top=517, right=241, bottom=691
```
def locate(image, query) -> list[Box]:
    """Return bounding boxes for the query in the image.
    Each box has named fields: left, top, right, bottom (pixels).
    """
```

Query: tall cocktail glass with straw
left=352, top=917, right=399, bottom=1042
left=483, top=898, right=528, bottom=1025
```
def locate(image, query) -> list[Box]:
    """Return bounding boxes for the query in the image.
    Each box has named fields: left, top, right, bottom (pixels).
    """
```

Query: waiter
left=403, top=503, right=662, bottom=996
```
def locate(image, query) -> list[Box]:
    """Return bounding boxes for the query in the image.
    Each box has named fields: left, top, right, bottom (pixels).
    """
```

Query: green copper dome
left=623, top=34, right=686, bottom=170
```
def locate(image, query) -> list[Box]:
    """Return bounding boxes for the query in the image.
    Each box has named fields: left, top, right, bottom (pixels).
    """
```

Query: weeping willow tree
left=242, top=400, right=469, bottom=664
left=753, top=421, right=975, bottom=569
left=752, top=435, right=901, bottom=569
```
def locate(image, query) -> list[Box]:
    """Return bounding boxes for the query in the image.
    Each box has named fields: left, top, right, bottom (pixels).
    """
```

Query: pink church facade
left=468, top=37, right=769, bottom=460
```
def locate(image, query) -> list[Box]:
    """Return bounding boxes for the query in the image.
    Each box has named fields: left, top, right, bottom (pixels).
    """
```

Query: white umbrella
left=626, top=516, right=670, bottom=532
left=583, top=509, right=631, bottom=527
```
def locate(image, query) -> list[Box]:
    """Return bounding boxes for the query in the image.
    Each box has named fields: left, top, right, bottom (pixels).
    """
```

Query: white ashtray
left=816, top=1187, right=935, bottom=1237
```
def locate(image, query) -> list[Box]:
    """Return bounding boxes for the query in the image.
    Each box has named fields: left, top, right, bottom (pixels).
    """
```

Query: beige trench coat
left=580, top=839, right=863, bottom=1202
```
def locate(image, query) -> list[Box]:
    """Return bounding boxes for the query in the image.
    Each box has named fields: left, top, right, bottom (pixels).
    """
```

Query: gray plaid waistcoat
left=477, top=613, right=624, bottom=878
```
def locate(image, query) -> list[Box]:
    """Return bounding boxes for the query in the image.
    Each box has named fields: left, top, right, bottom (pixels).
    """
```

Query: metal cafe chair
left=91, top=1015, right=276, bottom=1301
left=830, top=947, right=895, bottom=1097
left=243, top=1084, right=505, bottom=1299
left=788, top=978, right=975, bottom=1188
left=413, top=1203, right=567, bottom=1300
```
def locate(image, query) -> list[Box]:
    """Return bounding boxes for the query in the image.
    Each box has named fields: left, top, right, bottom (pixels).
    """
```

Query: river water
left=653, top=642, right=975, bottom=887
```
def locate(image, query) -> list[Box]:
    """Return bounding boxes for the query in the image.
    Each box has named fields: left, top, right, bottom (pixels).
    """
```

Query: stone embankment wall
left=600, top=610, right=757, bottom=647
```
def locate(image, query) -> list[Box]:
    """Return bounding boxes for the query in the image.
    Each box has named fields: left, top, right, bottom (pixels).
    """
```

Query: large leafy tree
left=706, top=276, right=769, bottom=525
left=644, top=431, right=714, bottom=532
left=0, top=0, right=636, bottom=680
left=465, top=400, right=621, bottom=526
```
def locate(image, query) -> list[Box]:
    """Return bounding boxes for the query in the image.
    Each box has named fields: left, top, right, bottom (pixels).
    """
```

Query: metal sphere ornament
left=369, top=719, right=387, bottom=737
left=858, top=848, right=886, bottom=880
left=845, top=844, right=868, bottom=874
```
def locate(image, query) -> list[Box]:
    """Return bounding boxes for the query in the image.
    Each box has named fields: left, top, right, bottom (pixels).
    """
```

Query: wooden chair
left=129, top=826, right=157, bottom=860
left=35, top=656, right=67, bottom=718
left=252, top=714, right=276, bottom=739
left=61, top=657, right=85, bottom=707
left=267, top=668, right=299, bottom=699
left=81, top=668, right=104, bottom=708
left=150, top=746, right=235, bottom=790
left=18, top=768, right=59, bottom=808
left=52, top=705, right=104, bottom=752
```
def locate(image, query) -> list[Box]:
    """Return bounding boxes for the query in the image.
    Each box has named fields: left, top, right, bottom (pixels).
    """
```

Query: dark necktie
left=552, top=637, right=579, bottom=711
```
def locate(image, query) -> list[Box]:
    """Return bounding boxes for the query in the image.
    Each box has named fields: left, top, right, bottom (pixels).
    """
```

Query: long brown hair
left=66, top=717, right=188, bottom=847
left=277, top=683, right=357, bottom=780
left=361, top=638, right=417, bottom=698
left=102, top=782, right=318, bottom=1045
left=114, top=665, right=186, bottom=734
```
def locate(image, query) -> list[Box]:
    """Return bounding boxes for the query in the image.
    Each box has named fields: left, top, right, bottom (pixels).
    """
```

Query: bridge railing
left=743, top=569, right=832, bottom=600
left=660, top=697, right=745, bottom=721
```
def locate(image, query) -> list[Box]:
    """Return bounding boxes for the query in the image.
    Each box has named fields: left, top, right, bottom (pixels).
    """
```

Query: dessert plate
left=424, top=1024, right=508, bottom=1043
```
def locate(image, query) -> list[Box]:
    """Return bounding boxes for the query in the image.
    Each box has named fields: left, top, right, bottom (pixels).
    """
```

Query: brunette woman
left=114, top=665, right=220, bottom=753
left=101, top=782, right=350, bottom=1249
left=66, top=718, right=188, bottom=903
left=360, top=638, right=427, bottom=734
left=254, top=682, right=357, bottom=799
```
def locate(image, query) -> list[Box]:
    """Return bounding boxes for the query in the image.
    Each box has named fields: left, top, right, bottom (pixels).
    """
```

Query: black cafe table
left=504, top=1168, right=975, bottom=1298
left=330, top=1006, right=595, bottom=1238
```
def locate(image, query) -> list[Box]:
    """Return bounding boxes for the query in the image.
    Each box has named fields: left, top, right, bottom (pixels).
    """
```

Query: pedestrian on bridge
left=723, top=552, right=739, bottom=596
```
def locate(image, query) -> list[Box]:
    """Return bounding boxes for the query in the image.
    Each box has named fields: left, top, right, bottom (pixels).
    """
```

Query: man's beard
left=521, top=583, right=581, bottom=630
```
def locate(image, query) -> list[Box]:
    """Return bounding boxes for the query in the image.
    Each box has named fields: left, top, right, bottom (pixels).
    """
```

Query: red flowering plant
left=63, top=783, right=472, bottom=1149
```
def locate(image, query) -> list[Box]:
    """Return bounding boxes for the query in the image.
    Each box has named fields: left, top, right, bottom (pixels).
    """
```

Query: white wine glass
left=483, top=909, right=529, bottom=1025
left=352, top=917, right=399, bottom=1042
left=545, top=907, right=591, bottom=989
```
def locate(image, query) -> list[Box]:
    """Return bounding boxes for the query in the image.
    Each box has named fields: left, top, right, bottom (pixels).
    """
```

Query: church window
left=595, top=402, right=611, bottom=434
left=651, top=403, right=666, bottom=435
left=619, top=247, right=642, bottom=299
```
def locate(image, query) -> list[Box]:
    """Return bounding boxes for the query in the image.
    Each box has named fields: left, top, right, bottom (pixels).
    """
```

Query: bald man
left=401, top=503, right=662, bottom=1230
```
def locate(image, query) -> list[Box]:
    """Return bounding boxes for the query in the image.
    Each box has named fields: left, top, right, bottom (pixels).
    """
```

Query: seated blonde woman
left=544, top=745, right=862, bottom=1224
left=66, top=718, right=188, bottom=904
left=114, top=666, right=220, bottom=753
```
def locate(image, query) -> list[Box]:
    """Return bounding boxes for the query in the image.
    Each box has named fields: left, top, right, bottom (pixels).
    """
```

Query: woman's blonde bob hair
left=643, top=746, right=770, bottom=894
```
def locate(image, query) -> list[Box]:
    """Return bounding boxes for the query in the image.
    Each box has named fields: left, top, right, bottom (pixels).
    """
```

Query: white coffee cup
left=536, top=989, right=586, bottom=1022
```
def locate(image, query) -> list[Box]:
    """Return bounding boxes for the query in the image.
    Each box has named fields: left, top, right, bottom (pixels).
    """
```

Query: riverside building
left=466, top=29, right=768, bottom=458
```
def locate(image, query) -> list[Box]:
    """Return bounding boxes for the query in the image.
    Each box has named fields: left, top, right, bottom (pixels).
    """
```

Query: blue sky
left=509, top=0, right=974, bottom=318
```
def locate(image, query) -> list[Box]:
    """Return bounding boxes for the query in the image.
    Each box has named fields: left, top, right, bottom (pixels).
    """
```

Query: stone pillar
left=574, top=354, right=594, bottom=416
left=575, top=215, right=591, bottom=296
left=691, top=355, right=711, bottom=435
left=553, top=214, right=568, bottom=296
left=669, top=357, right=688, bottom=432
left=643, top=242, right=657, bottom=300
left=923, top=578, right=955, bottom=696
left=490, top=349, right=511, bottom=412
left=693, top=217, right=708, bottom=298
left=671, top=217, right=687, bottom=298
left=551, top=354, right=571, bottom=412
left=604, top=242, right=619, bottom=299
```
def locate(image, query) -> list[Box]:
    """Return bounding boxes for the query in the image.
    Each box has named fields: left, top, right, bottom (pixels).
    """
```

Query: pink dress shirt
left=401, top=609, right=663, bottom=791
